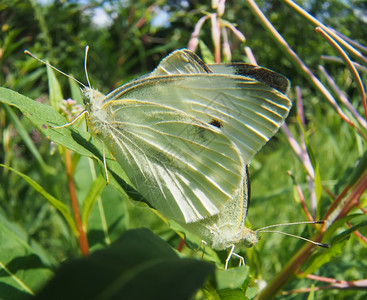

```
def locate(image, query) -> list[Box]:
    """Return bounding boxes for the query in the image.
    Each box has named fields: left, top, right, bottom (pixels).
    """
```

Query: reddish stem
left=177, top=238, right=185, bottom=252
left=65, top=150, right=89, bottom=256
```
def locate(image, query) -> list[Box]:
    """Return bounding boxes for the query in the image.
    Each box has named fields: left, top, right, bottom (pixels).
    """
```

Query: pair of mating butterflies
left=35, top=48, right=292, bottom=256
left=82, top=49, right=292, bottom=252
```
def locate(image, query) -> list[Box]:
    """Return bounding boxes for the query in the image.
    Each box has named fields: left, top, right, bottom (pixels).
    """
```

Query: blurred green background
left=1, top=0, right=366, bottom=299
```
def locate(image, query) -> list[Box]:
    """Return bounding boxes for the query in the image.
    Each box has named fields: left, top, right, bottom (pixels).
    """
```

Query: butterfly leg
left=225, top=244, right=235, bottom=270
left=201, top=240, right=207, bottom=260
left=232, top=252, right=245, bottom=267
left=225, top=245, right=245, bottom=269
left=101, top=141, right=109, bottom=184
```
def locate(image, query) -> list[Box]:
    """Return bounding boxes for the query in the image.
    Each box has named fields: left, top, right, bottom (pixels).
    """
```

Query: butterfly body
left=179, top=167, right=260, bottom=250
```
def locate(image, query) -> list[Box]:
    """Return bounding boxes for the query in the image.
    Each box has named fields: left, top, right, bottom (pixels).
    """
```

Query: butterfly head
left=82, top=87, right=105, bottom=112
left=242, top=227, right=260, bottom=248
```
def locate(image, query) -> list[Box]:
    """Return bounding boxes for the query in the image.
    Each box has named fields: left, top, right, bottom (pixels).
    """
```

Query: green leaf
left=68, top=76, right=84, bottom=104
left=0, top=87, right=143, bottom=206
left=2, top=103, right=55, bottom=175
left=81, top=174, right=107, bottom=230
left=199, top=40, right=215, bottom=64
left=245, top=286, right=258, bottom=299
left=218, top=289, right=248, bottom=300
left=301, top=215, right=367, bottom=276
left=210, top=266, right=254, bottom=300
left=47, top=64, right=63, bottom=109
left=348, top=149, right=367, bottom=187
left=330, top=219, right=367, bottom=246
left=297, top=116, right=322, bottom=212
left=35, top=228, right=215, bottom=300
left=0, top=222, right=54, bottom=298
left=323, top=214, right=363, bottom=241
left=0, top=164, right=78, bottom=235
left=297, top=116, right=316, bottom=169
left=215, top=266, right=250, bottom=290
left=306, top=285, right=315, bottom=300
left=0, top=87, right=92, bottom=157
left=0, top=210, right=58, bottom=268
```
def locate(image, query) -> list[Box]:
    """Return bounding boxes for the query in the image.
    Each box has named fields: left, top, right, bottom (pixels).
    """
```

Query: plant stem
left=65, top=149, right=89, bottom=256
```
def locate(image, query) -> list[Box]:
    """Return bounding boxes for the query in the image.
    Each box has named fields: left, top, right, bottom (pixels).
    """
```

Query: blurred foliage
left=0, top=0, right=366, bottom=299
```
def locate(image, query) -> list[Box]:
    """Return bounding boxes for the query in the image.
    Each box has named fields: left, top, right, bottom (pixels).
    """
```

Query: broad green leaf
left=0, top=164, right=78, bottom=235
left=0, top=222, right=54, bottom=297
left=0, top=87, right=92, bottom=157
left=35, top=228, right=215, bottom=300
left=215, top=266, right=250, bottom=290
left=0, top=87, right=143, bottom=205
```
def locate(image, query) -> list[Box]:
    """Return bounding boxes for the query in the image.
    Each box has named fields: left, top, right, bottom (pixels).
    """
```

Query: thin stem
left=295, top=180, right=314, bottom=222
left=65, top=150, right=89, bottom=256
left=319, top=65, right=367, bottom=129
left=283, top=0, right=367, bottom=64
left=188, top=15, right=210, bottom=51
left=323, top=168, right=367, bottom=226
left=246, top=0, right=366, bottom=141
left=211, top=13, right=221, bottom=63
left=315, top=27, right=367, bottom=120
left=320, top=55, right=367, bottom=73
left=301, top=272, right=341, bottom=284
left=282, top=279, right=367, bottom=294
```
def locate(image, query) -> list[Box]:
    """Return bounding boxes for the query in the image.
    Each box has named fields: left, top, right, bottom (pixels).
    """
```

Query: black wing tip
left=235, top=64, right=291, bottom=94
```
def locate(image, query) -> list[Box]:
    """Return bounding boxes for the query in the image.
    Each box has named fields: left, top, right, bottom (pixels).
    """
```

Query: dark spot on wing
left=226, top=63, right=290, bottom=93
left=209, top=119, right=223, bottom=128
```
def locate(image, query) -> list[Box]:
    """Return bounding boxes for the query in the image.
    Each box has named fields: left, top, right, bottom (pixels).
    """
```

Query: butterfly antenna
left=256, top=220, right=329, bottom=248
left=84, top=45, right=92, bottom=89
left=24, top=50, right=87, bottom=89
left=256, top=220, right=324, bottom=231
left=259, top=230, right=329, bottom=248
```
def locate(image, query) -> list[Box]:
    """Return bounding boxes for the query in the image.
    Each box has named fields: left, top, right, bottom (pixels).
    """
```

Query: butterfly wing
left=148, top=49, right=290, bottom=94
left=92, top=49, right=291, bottom=223
left=107, top=49, right=292, bottom=164
left=178, top=166, right=251, bottom=250
left=106, top=68, right=292, bottom=164
left=89, top=98, right=243, bottom=223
